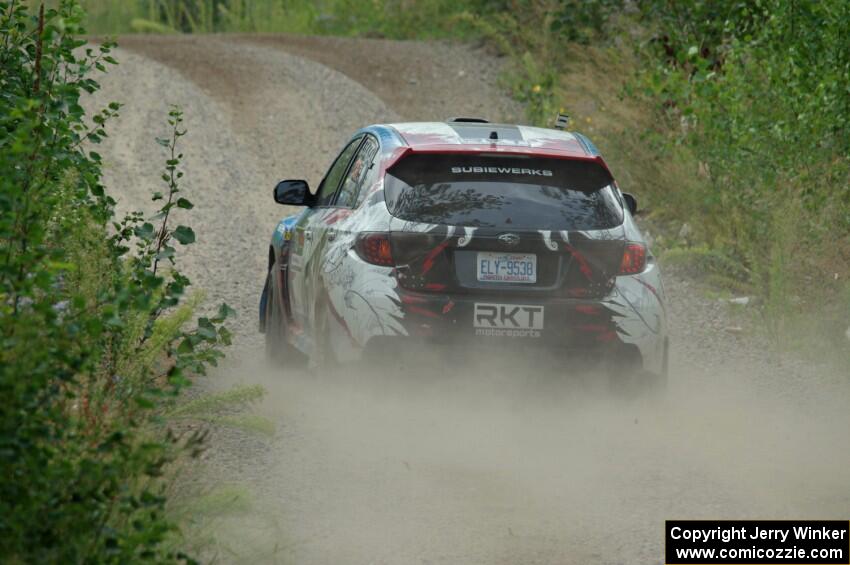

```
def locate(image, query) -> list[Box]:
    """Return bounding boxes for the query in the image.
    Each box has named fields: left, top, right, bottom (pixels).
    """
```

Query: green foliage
left=79, top=0, right=622, bottom=41
left=181, top=484, right=253, bottom=516
left=168, top=384, right=275, bottom=440
left=661, top=246, right=750, bottom=282
left=455, top=0, right=622, bottom=126
left=169, top=384, right=265, bottom=417
left=549, top=0, right=624, bottom=44
left=78, top=0, right=495, bottom=36
left=0, top=1, right=232, bottom=561
left=129, top=17, right=176, bottom=34
left=636, top=0, right=850, bottom=325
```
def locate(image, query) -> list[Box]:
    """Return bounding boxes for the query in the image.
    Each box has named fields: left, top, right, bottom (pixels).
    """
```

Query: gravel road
left=90, top=35, right=850, bottom=565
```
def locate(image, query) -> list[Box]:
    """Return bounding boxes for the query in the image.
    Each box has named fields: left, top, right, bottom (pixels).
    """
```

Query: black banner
left=666, top=520, right=849, bottom=564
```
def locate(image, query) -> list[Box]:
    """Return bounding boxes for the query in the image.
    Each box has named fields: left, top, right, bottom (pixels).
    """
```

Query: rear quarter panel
left=319, top=197, right=407, bottom=361
left=607, top=209, right=668, bottom=374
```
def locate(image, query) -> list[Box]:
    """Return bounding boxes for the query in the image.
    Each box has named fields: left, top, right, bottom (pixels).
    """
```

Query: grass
left=182, top=484, right=254, bottom=516
left=169, top=384, right=275, bottom=435
left=169, top=383, right=266, bottom=417
left=75, top=0, right=485, bottom=37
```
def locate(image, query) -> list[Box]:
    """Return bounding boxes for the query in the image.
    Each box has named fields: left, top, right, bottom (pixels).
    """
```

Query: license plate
left=476, top=252, right=537, bottom=283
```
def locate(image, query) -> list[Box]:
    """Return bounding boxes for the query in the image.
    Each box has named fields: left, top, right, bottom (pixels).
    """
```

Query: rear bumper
left=361, top=287, right=665, bottom=375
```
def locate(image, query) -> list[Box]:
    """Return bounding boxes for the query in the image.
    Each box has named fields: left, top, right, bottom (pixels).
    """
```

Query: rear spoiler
left=383, top=145, right=614, bottom=183
left=446, top=117, right=489, bottom=123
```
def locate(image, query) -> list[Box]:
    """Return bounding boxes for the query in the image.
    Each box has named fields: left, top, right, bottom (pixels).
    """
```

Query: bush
left=79, top=0, right=498, bottom=36
left=636, top=0, right=850, bottom=325
left=0, top=1, right=231, bottom=561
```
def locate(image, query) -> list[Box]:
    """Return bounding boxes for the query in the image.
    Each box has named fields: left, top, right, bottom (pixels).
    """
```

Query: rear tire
left=656, top=336, right=670, bottom=391
left=308, top=297, right=337, bottom=374
left=264, top=269, right=306, bottom=368
left=606, top=342, right=667, bottom=397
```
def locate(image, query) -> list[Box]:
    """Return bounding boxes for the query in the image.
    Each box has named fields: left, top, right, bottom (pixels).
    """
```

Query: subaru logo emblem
left=497, top=233, right=520, bottom=247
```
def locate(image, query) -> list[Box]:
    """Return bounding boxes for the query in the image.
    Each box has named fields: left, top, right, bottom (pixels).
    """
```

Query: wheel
left=264, top=269, right=306, bottom=368
left=656, top=336, right=670, bottom=391
left=606, top=343, right=667, bottom=397
left=308, top=296, right=338, bottom=374
left=637, top=337, right=670, bottom=395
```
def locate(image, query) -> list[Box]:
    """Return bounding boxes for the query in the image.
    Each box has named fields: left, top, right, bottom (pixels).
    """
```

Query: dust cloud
left=203, top=347, right=850, bottom=565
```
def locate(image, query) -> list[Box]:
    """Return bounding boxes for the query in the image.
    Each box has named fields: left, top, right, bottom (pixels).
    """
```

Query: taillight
left=619, top=243, right=647, bottom=275
left=355, top=232, right=394, bottom=266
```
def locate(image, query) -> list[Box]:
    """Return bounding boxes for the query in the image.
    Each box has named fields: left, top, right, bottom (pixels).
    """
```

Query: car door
left=287, top=135, right=363, bottom=334
left=319, top=135, right=383, bottom=357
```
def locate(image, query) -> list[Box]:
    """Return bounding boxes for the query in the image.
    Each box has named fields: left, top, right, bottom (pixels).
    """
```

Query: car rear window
left=384, top=153, right=623, bottom=230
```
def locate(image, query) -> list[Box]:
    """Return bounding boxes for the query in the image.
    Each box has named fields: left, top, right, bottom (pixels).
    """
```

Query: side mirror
left=622, top=192, right=638, bottom=215
left=274, top=180, right=310, bottom=206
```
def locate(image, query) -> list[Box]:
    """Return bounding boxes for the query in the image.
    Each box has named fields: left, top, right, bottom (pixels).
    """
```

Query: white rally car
left=260, top=119, right=668, bottom=388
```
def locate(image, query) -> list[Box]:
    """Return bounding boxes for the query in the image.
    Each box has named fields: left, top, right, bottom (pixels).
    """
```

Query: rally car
left=260, top=118, right=668, bottom=388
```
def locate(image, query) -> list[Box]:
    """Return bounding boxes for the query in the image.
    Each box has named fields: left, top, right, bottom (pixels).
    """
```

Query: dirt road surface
left=90, top=35, right=850, bottom=564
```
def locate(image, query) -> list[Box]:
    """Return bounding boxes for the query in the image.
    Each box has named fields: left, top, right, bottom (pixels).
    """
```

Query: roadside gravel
left=89, top=35, right=849, bottom=565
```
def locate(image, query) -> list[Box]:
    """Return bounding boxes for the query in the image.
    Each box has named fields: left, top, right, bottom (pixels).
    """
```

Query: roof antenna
left=554, top=112, right=570, bottom=130
left=489, top=130, right=499, bottom=140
